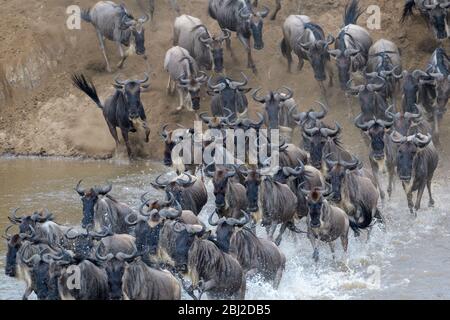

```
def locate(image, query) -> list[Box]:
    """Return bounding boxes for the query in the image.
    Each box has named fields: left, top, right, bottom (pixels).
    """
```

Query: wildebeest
left=390, top=131, right=439, bottom=215
left=208, top=73, right=251, bottom=120
left=243, top=167, right=299, bottom=245
left=208, top=0, right=269, bottom=73
left=329, top=0, right=373, bottom=90
left=252, top=87, right=294, bottom=129
left=205, top=165, right=248, bottom=218
left=75, top=181, right=134, bottom=234
left=399, top=69, right=431, bottom=113
left=173, top=14, right=230, bottom=73
left=250, top=0, right=281, bottom=20
left=164, top=46, right=208, bottom=112
left=280, top=15, right=335, bottom=86
left=81, top=1, right=149, bottom=72
left=274, top=161, right=325, bottom=219
left=71, top=73, right=150, bottom=158
left=209, top=210, right=286, bottom=288
left=354, top=114, right=395, bottom=201
left=300, top=186, right=349, bottom=262
left=325, top=155, right=382, bottom=234
left=401, top=0, right=450, bottom=40
left=151, top=173, right=208, bottom=216
left=366, top=39, right=403, bottom=107
left=95, top=248, right=181, bottom=300
left=136, top=0, right=180, bottom=22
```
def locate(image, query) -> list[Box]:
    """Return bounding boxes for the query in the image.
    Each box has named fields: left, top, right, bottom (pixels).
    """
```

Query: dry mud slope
left=1, top=0, right=450, bottom=160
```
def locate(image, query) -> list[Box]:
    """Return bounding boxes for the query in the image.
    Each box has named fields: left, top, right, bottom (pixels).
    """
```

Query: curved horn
left=125, top=213, right=139, bottom=226
left=95, top=245, right=114, bottom=262
left=114, top=74, right=126, bottom=86
left=354, top=113, right=374, bottom=131
left=239, top=6, right=251, bottom=19
left=9, top=208, right=24, bottom=224
left=3, top=224, right=15, bottom=241
left=347, top=79, right=365, bottom=92
left=161, top=124, right=170, bottom=139
left=328, top=49, right=342, bottom=58
left=413, top=133, right=432, bottom=147
left=385, top=105, right=400, bottom=120
left=94, top=183, right=112, bottom=196
left=154, top=174, right=170, bottom=188
left=219, top=29, right=231, bottom=41
left=176, top=173, right=194, bottom=186
left=138, top=14, right=150, bottom=24
left=228, top=211, right=251, bottom=227
left=412, top=69, right=430, bottom=79
left=75, top=180, right=85, bottom=196
left=64, top=227, right=79, bottom=240
left=310, top=101, right=328, bottom=119
left=344, top=48, right=360, bottom=57
left=277, top=86, right=293, bottom=101
left=252, top=88, right=266, bottom=103
left=303, top=126, right=320, bottom=136
left=390, top=131, right=407, bottom=144
left=320, top=122, right=341, bottom=137
left=207, top=76, right=226, bottom=91
left=136, top=73, right=149, bottom=84
left=208, top=210, right=219, bottom=226
left=232, top=72, right=249, bottom=88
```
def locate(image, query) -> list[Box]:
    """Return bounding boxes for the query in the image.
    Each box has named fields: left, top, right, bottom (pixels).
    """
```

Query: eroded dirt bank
left=0, top=0, right=449, bottom=160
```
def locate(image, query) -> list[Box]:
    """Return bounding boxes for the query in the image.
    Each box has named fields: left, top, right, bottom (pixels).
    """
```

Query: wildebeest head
left=64, top=226, right=111, bottom=260
left=385, top=105, right=423, bottom=136
left=177, top=69, right=208, bottom=111
left=329, top=46, right=361, bottom=90
left=160, top=125, right=194, bottom=167
left=95, top=247, right=139, bottom=300
left=208, top=210, right=250, bottom=253
left=205, top=164, right=237, bottom=209
left=422, top=1, right=450, bottom=40
left=113, top=74, right=150, bottom=119
left=121, top=13, right=149, bottom=55
left=208, top=73, right=251, bottom=118
left=354, top=114, right=394, bottom=160
left=75, top=180, right=113, bottom=229
left=325, top=155, right=360, bottom=202
left=300, top=185, right=332, bottom=228
left=8, top=208, right=54, bottom=235
left=399, top=70, right=431, bottom=113
left=300, top=35, right=335, bottom=81
left=303, top=122, right=341, bottom=169
left=4, top=224, right=27, bottom=277
left=199, top=28, right=231, bottom=73
left=228, top=112, right=265, bottom=130
left=252, top=87, right=294, bottom=129
left=242, top=167, right=261, bottom=212
left=151, top=173, right=196, bottom=208
left=347, top=77, right=386, bottom=118
left=200, top=108, right=233, bottom=129
left=428, top=68, right=450, bottom=112
left=239, top=6, right=270, bottom=50
left=391, top=132, right=433, bottom=182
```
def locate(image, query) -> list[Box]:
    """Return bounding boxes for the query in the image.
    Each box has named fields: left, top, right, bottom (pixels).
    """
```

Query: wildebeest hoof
left=176, top=106, right=183, bottom=111
left=428, top=200, right=435, bottom=207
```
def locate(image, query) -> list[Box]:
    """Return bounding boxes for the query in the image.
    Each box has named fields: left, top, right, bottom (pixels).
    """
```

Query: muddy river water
left=0, top=155, right=449, bottom=300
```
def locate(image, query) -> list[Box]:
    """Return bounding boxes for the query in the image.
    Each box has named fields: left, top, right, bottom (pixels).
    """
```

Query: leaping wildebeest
left=281, top=15, right=335, bottom=88
left=81, top=1, right=149, bottom=72
left=173, top=14, right=230, bottom=73
left=329, top=0, right=373, bottom=90
left=208, top=0, right=269, bottom=73
left=401, top=0, right=450, bottom=40
left=74, top=181, right=134, bottom=234
left=209, top=210, right=286, bottom=289
left=390, top=132, right=438, bottom=216
left=71, top=73, right=151, bottom=159
left=300, top=186, right=349, bottom=262
left=164, top=46, right=208, bottom=112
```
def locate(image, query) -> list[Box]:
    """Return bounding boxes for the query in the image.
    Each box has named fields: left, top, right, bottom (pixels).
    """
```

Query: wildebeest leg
left=107, top=123, right=120, bottom=149
left=297, top=53, right=304, bottom=71
left=308, top=231, right=319, bottom=262
left=176, top=88, right=184, bottom=111
left=275, top=222, right=288, bottom=246
left=268, top=222, right=277, bottom=241
left=225, top=37, right=235, bottom=59
left=96, top=30, right=111, bottom=72
left=22, top=284, right=33, bottom=300
left=121, top=130, right=133, bottom=158
left=197, top=279, right=216, bottom=300
left=387, top=163, right=395, bottom=198
left=402, top=182, right=415, bottom=216
left=116, top=43, right=125, bottom=69
left=427, top=179, right=435, bottom=207
left=328, top=241, right=336, bottom=261
left=340, top=232, right=348, bottom=253
left=169, top=0, right=180, bottom=15
left=371, top=161, right=385, bottom=203
left=271, top=0, right=282, bottom=20
left=273, top=266, right=283, bottom=289
left=237, top=34, right=256, bottom=74
left=238, top=274, right=246, bottom=300
left=142, top=120, right=150, bottom=143
left=414, top=183, right=426, bottom=212
left=326, top=61, right=334, bottom=87
left=166, top=76, right=173, bottom=95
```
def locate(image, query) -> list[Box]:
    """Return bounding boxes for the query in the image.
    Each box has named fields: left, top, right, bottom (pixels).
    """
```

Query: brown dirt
left=0, top=0, right=449, bottom=161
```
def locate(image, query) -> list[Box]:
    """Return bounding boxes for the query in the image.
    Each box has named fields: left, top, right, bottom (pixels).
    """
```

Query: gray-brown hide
left=164, top=46, right=208, bottom=112
left=390, top=132, right=439, bottom=216
left=173, top=14, right=229, bottom=73
left=326, top=157, right=381, bottom=233
left=209, top=211, right=286, bottom=289
left=188, top=236, right=246, bottom=300
left=82, top=1, right=149, bottom=72
left=137, top=0, right=180, bottom=21
left=250, top=0, right=281, bottom=20
left=252, top=87, right=294, bottom=130
left=301, top=187, right=349, bottom=262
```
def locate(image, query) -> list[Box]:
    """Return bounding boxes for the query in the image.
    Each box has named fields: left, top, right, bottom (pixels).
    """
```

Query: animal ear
left=200, top=230, right=211, bottom=240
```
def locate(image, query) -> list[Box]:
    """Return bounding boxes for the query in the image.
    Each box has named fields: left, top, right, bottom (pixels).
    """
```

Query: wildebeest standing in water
left=401, top=0, right=450, bottom=40
left=300, top=186, right=349, bottom=262
left=208, top=0, right=269, bottom=73
left=164, top=46, right=208, bottom=112
left=75, top=181, right=134, bottom=234
left=390, top=132, right=439, bottom=216
left=81, top=1, right=149, bottom=72
left=329, top=0, right=373, bottom=90
left=71, top=73, right=151, bottom=159
left=209, top=210, right=286, bottom=289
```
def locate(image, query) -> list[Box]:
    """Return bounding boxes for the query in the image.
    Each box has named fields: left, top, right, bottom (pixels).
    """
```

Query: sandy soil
left=0, top=0, right=449, bottom=160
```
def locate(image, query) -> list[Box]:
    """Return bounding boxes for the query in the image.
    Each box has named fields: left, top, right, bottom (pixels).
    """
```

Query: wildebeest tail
left=80, top=8, right=91, bottom=23
left=344, top=0, right=363, bottom=26
left=400, top=0, right=415, bottom=24
left=349, top=200, right=373, bottom=231
left=280, top=38, right=288, bottom=59
left=71, top=73, right=103, bottom=109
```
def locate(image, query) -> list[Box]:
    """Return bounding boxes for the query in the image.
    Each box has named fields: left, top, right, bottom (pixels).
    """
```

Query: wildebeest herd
left=3, top=0, right=448, bottom=299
